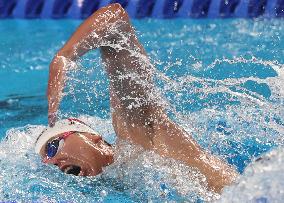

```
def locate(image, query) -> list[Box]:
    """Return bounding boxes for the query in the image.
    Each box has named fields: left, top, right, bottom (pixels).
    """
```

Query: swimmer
left=38, top=3, right=238, bottom=193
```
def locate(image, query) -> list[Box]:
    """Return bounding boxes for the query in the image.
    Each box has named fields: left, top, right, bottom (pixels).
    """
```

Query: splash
left=52, top=18, right=284, bottom=202
left=1, top=18, right=284, bottom=202
left=0, top=116, right=219, bottom=202
left=218, top=147, right=284, bottom=202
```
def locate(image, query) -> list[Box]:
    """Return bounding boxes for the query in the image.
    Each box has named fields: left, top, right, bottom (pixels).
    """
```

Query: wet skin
left=46, top=3, right=238, bottom=193
left=40, top=132, right=114, bottom=176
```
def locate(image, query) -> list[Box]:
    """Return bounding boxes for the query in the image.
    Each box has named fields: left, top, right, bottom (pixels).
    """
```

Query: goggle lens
left=46, top=139, right=61, bottom=158
left=45, top=131, right=75, bottom=158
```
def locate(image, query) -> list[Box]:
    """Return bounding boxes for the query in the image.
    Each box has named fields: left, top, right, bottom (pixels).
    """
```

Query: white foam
left=218, top=147, right=284, bottom=203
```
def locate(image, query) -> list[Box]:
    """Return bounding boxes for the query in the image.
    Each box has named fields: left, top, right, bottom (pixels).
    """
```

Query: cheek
left=62, top=139, right=96, bottom=158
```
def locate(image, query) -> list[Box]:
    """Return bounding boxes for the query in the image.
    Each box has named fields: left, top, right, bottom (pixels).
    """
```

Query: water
left=0, top=18, right=283, bottom=202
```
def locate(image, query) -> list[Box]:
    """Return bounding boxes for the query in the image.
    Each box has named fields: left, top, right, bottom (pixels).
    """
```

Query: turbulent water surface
left=0, top=18, right=283, bottom=202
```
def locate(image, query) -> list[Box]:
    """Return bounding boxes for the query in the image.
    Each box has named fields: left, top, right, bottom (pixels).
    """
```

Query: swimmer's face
left=39, top=132, right=114, bottom=176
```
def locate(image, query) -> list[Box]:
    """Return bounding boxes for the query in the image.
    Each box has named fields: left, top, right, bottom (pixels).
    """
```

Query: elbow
left=108, top=3, right=125, bottom=13
left=104, top=3, right=129, bottom=21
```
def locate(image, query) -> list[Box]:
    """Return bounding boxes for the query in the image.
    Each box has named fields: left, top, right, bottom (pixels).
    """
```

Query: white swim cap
left=35, top=118, right=99, bottom=154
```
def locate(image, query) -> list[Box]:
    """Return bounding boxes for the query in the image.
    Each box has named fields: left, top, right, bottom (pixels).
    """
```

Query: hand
left=48, top=112, right=57, bottom=127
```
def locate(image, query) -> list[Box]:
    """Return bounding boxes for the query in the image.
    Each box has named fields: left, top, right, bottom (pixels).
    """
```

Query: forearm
left=193, top=151, right=239, bottom=193
left=47, top=55, right=68, bottom=115
left=152, top=117, right=238, bottom=193
left=47, top=3, right=132, bottom=116
left=160, top=137, right=238, bottom=193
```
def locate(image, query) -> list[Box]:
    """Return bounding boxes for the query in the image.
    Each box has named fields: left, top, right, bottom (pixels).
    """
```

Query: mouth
left=62, top=165, right=82, bottom=176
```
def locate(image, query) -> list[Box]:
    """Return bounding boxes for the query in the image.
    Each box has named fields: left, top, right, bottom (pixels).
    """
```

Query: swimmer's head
left=35, top=118, right=114, bottom=176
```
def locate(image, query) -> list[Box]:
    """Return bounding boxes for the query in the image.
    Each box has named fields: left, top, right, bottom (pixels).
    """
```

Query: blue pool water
left=0, top=18, right=284, bottom=202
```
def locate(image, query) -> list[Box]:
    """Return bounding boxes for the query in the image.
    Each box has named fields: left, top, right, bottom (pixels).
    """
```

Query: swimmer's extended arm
left=47, top=3, right=136, bottom=125
left=150, top=117, right=239, bottom=193
left=48, top=3, right=238, bottom=193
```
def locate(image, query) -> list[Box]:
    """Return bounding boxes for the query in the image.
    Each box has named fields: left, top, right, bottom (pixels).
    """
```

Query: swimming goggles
left=35, top=118, right=99, bottom=154
left=45, top=131, right=75, bottom=158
